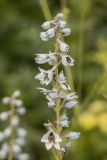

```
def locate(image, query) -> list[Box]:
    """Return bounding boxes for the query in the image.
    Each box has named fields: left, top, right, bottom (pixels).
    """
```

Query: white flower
left=47, top=28, right=55, bottom=38
left=60, top=54, right=74, bottom=66
left=1, top=143, right=9, bottom=153
left=11, top=99, right=23, bottom=107
left=17, top=107, right=26, bottom=115
left=0, top=111, right=9, bottom=121
left=58, top=70, right=71, bottom=90
left=63, top=100, right=78, bottom=109
left=57, top=39, right=69, bottom=52
left=0, top=149, right=7, bottom=159
left=64, top=132, right=80, bottom=140
left=35, top=54, right=48, bottom=64
left=35, top=67, right=53, bottom=85
left=17, top=153, right=29, bottom=160
left=41, top=21, right=51, bottom=30
left=41, top=129, right=62, bottom=150
left=59, top=114, right=69, bottom=127
left=15, top=137, right=26, bottom=146
left=13, top=90, right=21, bottom=97
left=17, top=128, right=27, bottom=137
left=35, top=52, right=56, bottom=65
left=0, top=132, right=5, bottom=142
left=11, top=116, right=20, bottom=126
left=59, top=21, right=67, bottom=28
left=40, top=32, right=49, bottom=41
left=4, top=127, right=12, bottom=137
left=61, top=28, right=71, bottom=36
left=2, top=97, right=10, bottom=104
left=65, top=92, right=78, bottom=100
left=54, top=13, right=64, bottom=20
left=13, top=144, right=21, bottom=154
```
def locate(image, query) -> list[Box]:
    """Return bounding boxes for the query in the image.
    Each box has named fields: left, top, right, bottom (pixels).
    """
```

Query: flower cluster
left=35, top=13, right=80, bottom=159
left=0, top=90, right=29, bottom=160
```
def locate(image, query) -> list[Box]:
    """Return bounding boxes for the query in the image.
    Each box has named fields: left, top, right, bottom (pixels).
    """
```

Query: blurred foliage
left=0, top=0, right=107, bottom=160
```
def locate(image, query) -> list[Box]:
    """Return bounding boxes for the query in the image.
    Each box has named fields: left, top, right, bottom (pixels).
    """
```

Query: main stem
left=8, top=101, right=14, bottom=160
left=54, top=30, right=62, bottom=160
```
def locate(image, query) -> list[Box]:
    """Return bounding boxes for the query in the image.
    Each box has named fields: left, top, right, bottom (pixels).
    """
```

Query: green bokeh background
left=0, top=0, right=107, bottom=160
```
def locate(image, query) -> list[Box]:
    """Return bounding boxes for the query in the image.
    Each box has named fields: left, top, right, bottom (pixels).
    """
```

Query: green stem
left=39, top=0, right=52, bottom=20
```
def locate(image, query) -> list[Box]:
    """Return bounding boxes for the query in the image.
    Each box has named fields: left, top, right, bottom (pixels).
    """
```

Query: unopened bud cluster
left=0, top=90, right=29, bottom=160
left=35, top=13, right=80, bottom=160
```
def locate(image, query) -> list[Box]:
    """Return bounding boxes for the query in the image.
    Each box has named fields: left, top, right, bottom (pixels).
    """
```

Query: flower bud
left=57, top=39, right=69, bottom=52
left=54, top=13, right=64, bottom=20
left=0, top=112, right=9, bottom=121
left=59, top=21, right=67, bottom=28
left=41, top=21, right=51, bottom=30
left=61, top=28, right=71, bottom=36
left=47, top=28, right=55, bottom=38
left=40, top=32, right=49, bottom=41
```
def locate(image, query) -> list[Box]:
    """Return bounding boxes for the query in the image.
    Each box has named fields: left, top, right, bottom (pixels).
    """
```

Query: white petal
left=47, top=28, right=55, bottom=38
left=59, top=21, right=67, bottom=28
left=40, top=32, right=49, bottom=41
left=41, top=132, right=50, bottom=143
left=54, top=132, right=62, bottom=142
left=53, top=142, right=60, bottom=150
left=45, top=142, right=53, bottom=150
left=35, top=54, right=48, bottom=64
left=57, top=39, right=69, bottom=52
left=65, top=132, right=80, bottom=140
left=41, top=21, right=51, bottom=30
left=63, top=100, right=78, bottom=109
left=54, top=13, right=64, bottom=20
left=61, top=28, right=71, bottom=36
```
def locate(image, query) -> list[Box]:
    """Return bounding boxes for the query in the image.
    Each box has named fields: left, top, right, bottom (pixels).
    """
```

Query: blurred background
left=0, top=0, right=107, bottom=160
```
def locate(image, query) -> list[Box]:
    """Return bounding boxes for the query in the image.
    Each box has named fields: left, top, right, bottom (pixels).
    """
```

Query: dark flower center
left=44, top=73, right=49, bottom=81
left=66, top=57, right=71, bottom=63
left=48, top=132, right=55, bottom=142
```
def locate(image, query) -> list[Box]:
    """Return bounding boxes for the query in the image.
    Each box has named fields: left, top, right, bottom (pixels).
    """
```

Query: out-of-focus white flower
left=59, top=114, right=69, bottom=127
left=47, top=28, right=55, bottom=38
left=17, top=153, right=29, bottom=160
left=41, top=21, right=51, bottom=30
left=65, top=92, right=78, bottom=100
left=17, top=128, right=27, bottom=137
left=61, top=28, right=71, bottom=36
left=63, top=100, right=78, bottom=109
left=13, top=90, right=21, bottom=97
left=35, top=67, right=53, bottom=85
left=1, top=143, right=9, bottom=153
left=2, top=97, right=10, bottom=105
left=15, top=138, right=26, bottom=146
left=60, top=54, right=74, bottom=66
left=59, top=21, right=67, bottom=28
left=0, top=111, right=9, bottom=121
left=40, top=32, right=49, bottom=41
left=0, top=132, right=5, bottom=142
left=17, top=107, right=26, bottom=115
left=57, top=39, right=69, bottom=52
left=13, top=144, right=21, bottom=154
left=11, top=116, right=20, bottom=126
left=11, top=99, right=23, bottom=107
left=54, top=13, right=64, bottom=20
left=0, top=149, right=7, bottom=159
left=4, top=127, right=12, bottom=137
left=64, top=132, right=80, bottom=140
left=41, top=129, right=62, bottom=150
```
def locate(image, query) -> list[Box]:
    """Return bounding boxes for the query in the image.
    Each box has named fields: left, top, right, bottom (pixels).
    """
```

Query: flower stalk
left=35, top=13, right=80, bottom=160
